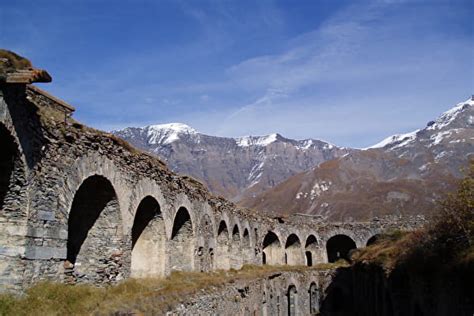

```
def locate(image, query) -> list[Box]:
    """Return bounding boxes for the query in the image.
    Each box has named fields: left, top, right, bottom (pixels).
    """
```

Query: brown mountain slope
left=240, top=97, right=474, bottom=221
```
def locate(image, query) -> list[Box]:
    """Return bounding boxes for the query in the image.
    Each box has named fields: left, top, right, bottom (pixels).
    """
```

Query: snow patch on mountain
left=236, top=133, right=278, bottom=147
left=146, top=123, right=197, bottom=145
left=368, top=129, right=419, bottom=149
left=366, top=97, right=473, bottom=150
left=427, top=98, right=474, bottom=131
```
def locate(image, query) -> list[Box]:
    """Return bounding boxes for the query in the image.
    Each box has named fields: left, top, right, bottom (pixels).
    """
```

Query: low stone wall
left=170, top=269, right=332, bottom=316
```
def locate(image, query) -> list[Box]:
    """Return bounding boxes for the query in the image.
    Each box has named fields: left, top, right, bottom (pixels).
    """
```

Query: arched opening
left=0, top=124, right=21, bottom=210
left=242, top=228, right=251, bottom=264
left=262, top=231, right=283, bottom=265
left=262, top=252, right=266, bottom=264
left=216, top=220, right=230, bottom=270
left=67, top=175, right=122, bottom=282
left=309, top=282, right=319, bottom=315
left=285, top=233, right=303, bottom=265
left=230, top=224, right=242, bottom=269
left=169, top=207, right=194, bottom=271
left=130, top=196, right=165, bottom=277
left=326, top=234, right=356, bottom=263
left=366, top=234, right=381, bottom=246
left=305, top=251, right=313, bottom=267
left=288, top=285, right=298, bottom=316
left=305, top=235, right=318, bottom=266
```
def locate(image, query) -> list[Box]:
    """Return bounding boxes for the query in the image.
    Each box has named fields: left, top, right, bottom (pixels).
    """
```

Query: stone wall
left=0, top=82, right=424, bottom=292
left=170, top=269, right=332, bottom=316
left=320, top=262, right=474, bottom=316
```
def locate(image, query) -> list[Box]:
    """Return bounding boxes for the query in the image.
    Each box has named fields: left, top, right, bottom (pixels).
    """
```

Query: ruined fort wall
left=0, top=83, right=420, bottom=292
left=170, top=270, right=331, bottom=316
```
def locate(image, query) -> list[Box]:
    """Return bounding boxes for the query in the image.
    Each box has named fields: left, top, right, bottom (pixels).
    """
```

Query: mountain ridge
left=113, top=124, right=352, bottom=201
left=239, top=97, right=474, bottom=220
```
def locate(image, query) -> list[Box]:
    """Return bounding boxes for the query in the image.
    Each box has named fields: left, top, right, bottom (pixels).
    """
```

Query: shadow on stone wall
left=320, top=262, right=474, bottom=316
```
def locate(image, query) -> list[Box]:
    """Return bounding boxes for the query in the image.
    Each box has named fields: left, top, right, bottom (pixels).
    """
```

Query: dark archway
left=285, top=234, right=303, bottom=265
left=309, top=282, right=319, bottom=315
left=305, top=251, right=313, bottom=267
left=0, top=124, right=20, bottom=210
left=305, top=235, right=318, bottom=266
left=326, top=234, right=356, bottom=263
left=130, top=196, right=165, bottom=277
left=169, top=207, right=194, bottom=271
left=262, top=231, right=282, bottom=265
left=242, top=228, right=251, bottom=264
left=230, top=225, right=242, bottom=269
left=216, top=220, right=230, bottom=269
left=67, top=175, right=122, bottom=280
left=288, top=285, right=298, bottom=316
left=366, top=234, right=381, bottom=246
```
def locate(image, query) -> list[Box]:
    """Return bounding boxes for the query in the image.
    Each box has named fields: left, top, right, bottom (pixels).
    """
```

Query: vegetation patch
left=353, top=160, right=474, bottom=273
left=0, top=49, right=32, bottom=73
left=0, top=264, right=336, bottom=316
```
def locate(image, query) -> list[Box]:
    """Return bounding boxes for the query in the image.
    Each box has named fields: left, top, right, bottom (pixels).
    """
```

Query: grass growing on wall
left=0, top=263, right=342, bottom=316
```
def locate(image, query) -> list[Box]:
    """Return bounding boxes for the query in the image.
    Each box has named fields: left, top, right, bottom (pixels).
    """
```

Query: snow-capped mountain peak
left=367, top=96, right=473, bottom=150
left=368, top=129, right=420, bottom=149
left=146, top=123, right=198, bottom=145
left=426, top=97, right=473, bottom=131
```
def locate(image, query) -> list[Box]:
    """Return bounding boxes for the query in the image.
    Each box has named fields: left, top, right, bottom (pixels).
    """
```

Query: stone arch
left=66, top=174, right=123, bottom=283
left=285, top=233, right=304, bottom=265
left=326, top=234, right=357, bottom=263
left=168, top=206, right=194, bottom=271
left=216, top=219, right=230, bottom=270
left=309, top=282, right=319, bottom=315
left=305, top=234, right=319, bottom=267
left=241, top=228, right=253, bottom=264
left=262, top=231, right=283, bottom=265
left=242, top=228, right=250, bottom=247
left=130, top=195, right=165, bottom=277
left=287, top=284, right=298, bottom=316
left=64, top=154, right=128, bottom=233
left=230, top=224, right=242, bottom=269
left=366, top=234, right=381, bottom=246
left=232, top=224, right=241, bottom=242
left=0, top=123, right=25, bottom=212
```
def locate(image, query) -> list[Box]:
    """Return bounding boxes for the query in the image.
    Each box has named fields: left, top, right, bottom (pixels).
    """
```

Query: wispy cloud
left=2, top=0, right=472, bottom=147
left=206, top=1, right=473, bottom=146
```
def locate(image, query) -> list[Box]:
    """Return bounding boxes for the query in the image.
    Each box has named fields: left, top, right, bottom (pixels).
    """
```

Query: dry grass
left=0, top=264, right=338, bottom=316
left=354, top=161, right=474, bottom=272
left=0, top=49, right=32, bottom=73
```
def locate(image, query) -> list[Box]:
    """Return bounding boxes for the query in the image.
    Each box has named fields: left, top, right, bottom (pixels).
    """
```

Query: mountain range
left=113, top=123, right=350, bottom=201
left=241, top=97, right=474, bottom=220
left=113, top=97, right=474, bottom=220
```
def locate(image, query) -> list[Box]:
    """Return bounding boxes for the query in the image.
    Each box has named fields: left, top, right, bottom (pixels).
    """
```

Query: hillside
left=113, top=124, right=351, bottom=201
left=240, top=97, right=474, bottom=221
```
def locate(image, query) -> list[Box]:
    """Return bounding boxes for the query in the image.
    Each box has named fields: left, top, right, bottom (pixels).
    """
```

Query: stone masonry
left=0, top=62, right=424, bottom=303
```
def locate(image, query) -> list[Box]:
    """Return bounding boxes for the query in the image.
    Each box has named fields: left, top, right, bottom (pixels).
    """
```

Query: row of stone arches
left=65, top=174, right=200, bottom=281
left=260, top=281, right=320, bottom=316
left=0, top=120, right=383, bottom=286
left=262, top=230, right=379, bottom=266
left=64, top=171, right=265, bottom=281
left=262, top=231, right=321, bottom=266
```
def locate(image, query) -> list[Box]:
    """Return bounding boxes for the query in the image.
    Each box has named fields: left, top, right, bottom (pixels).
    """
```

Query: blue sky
left=1, top=0, right=473, bottom=147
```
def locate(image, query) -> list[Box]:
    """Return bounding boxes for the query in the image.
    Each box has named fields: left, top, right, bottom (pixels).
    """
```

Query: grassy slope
left=0, top=263, right=346, bottom=316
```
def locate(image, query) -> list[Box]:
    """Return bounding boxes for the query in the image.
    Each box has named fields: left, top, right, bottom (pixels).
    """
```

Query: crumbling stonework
left=0, top=67, right=424, bottom=294
left=170, top=269, right=332, bottom=316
